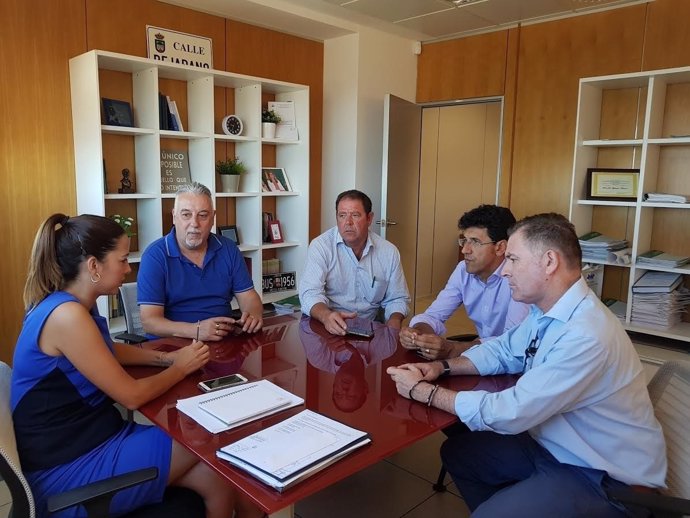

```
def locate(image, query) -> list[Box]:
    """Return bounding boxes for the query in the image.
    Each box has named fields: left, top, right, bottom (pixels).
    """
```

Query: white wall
left=321, top=28, right=417, bottom=233
left=355, top=28, right=417, bottom=229
left=322, top=33, right=359, bottom=231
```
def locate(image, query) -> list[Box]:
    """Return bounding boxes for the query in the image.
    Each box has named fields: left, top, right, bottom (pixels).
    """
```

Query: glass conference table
left=128, top=315, right=518, bottom=517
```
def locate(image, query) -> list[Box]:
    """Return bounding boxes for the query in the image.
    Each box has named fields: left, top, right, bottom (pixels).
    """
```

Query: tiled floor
left=0, top=431, right=471, bottom=518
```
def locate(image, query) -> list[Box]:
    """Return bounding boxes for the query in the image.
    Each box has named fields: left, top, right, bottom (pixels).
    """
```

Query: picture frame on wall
left=261, top=167, right=292, bottom=192
left=217, top=225, right=240, bottom=246
left=586, top=168, right=640, bottom=202
left=102, top=98, right=134, bottom=127
left=268, top=220, right=284, bottom=244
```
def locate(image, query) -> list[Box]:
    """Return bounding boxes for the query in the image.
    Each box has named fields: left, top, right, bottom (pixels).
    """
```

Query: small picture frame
left=586, top=168, right=640, bottom=202
left=102, top=98, right=134, bottom=127
left=217, top=225, right=240, bottom=245
left=261, top=167, right=292, bottom=192
left=268, top=220, right=284, bottom=243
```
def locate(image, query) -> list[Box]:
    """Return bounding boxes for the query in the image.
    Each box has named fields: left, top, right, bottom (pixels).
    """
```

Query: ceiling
left=161, top=0, right=651, bottom=42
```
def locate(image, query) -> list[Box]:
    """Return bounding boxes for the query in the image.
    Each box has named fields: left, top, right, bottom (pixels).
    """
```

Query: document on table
left=216, top=409, right=371, bottom=492
left=176, top=379, right=303, bottom=434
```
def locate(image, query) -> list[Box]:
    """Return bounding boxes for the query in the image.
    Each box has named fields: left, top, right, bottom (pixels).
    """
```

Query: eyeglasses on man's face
left=458, top=237, right=497, bottom=248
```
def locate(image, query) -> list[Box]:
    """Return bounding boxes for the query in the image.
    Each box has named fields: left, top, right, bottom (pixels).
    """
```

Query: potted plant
left=110, top=214, right=136, bottom=237
left=216, top=157, right=247, bottom=192
left=262, top=109, right=281, bottom=139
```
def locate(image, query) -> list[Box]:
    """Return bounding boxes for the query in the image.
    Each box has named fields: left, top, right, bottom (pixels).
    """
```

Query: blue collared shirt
left=138, top=227, right=253, bottom=323
left=456, top=277, right=667, bottom=487
left=299, top=227, right=410, bottom=321
left=409, top=260, right=529, bottom=338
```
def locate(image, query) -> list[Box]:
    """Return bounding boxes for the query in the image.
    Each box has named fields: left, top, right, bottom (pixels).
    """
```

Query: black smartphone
left=345, top=319, right=374, bottom=338
left=197, top=373, right=249, bottom=392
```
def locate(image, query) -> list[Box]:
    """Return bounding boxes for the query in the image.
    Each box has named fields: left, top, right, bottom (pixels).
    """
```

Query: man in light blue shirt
left=388, top=213, right=666, bottom=517
left=400, top=205, right=529, bottom=360
left=299, top=190, right=410, bottom=335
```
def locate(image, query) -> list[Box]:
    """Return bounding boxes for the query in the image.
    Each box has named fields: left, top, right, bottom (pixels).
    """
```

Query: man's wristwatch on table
left=440, top=360, right=451, bottom=376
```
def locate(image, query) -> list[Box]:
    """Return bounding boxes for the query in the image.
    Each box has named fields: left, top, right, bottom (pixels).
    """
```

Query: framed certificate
left=586, top=168, right=640, bottom=202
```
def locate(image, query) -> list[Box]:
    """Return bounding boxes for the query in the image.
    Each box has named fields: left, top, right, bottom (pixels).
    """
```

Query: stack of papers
left=630, top=272, right=690, bottom=328
left=632, top=271, right=683, bottom=293
left=177, top=379, right=303, bottom=434
left=268, top=101, right=298, bottom=141
left=630, top=289, right=690, bottom=329
left=644, top=192, right=690, bottom=204
left=272, top=294, right=301, bottom=314
left=637, top=250, right=690, bottom=268
left=578, top=232, right=628, bottom=262
left=217, top=409, right=370, bottom=492
left=602, top=298, right=627, bottom=324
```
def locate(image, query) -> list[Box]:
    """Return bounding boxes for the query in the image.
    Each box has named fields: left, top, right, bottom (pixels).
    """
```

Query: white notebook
left=217, top=410, right=371, bottom=492
left=177, top=379, right=303, bottom=434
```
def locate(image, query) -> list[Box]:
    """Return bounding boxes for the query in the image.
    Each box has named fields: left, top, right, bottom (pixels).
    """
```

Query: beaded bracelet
left=408, top=380, right=425, bottom=402
left=427, top=384, right=439, bottom=407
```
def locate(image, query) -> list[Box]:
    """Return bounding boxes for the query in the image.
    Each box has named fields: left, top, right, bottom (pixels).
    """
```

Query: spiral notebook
left=177, top=379, right=303, bottom=434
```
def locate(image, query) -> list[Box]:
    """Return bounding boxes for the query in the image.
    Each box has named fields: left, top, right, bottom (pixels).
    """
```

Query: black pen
left=371, top=276, right=376, bottom=287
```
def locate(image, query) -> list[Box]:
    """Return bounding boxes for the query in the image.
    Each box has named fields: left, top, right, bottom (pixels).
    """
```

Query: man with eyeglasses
left=388, top=213, right=665, bottom=517
left=400, top=205, right=529, bottom=360
left=138, top=182, right=264, bottom=340
left=299, top=189, right=410, bottom=335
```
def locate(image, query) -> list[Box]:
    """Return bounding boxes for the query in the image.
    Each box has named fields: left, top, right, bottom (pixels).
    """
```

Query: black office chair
left=113, top=282, right=148, bottom=345
left=433, top=333, right=478, bottom=492
left=0, top=361, right=204, bottom=518
left=606, top=360, right=690, bottom=517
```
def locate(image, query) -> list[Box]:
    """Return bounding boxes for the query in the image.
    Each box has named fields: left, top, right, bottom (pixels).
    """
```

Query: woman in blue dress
left=11, top=214, right=262, bottom=518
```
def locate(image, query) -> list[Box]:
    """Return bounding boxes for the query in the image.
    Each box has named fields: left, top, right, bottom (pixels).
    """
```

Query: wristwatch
left=440, top=360, right=451, bottom=376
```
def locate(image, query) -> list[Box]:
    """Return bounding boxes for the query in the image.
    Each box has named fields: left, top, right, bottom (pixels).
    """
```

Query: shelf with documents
left=569, top=66, right=690, bottom=343
left=70, top=50, right=309, bottom=326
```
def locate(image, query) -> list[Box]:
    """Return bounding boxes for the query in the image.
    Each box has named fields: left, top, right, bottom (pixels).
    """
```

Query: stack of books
left=636, top=250, right=690, bottom=268
left=272, top=294, right=301, bottom=314
left=262, top=258, right=281, bottom=274
left=578, top=232, right=628, bottom=262
left=602, top=298, right=627, bottom=324
left=643, top=192, right=690, bottom=204
left=630, top=272, right=690, bottom=329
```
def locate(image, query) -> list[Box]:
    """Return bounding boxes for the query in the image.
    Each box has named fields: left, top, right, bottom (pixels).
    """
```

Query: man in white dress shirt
left=299, top=190, right=410, bottom=335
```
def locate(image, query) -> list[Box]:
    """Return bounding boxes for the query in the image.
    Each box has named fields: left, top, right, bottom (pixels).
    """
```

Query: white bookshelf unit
left=569, top=66, right=690, bottom=346
left=69, top=50, right=309, bottom=327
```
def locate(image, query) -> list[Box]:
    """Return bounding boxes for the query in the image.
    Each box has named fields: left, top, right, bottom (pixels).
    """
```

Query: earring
left=90, top=272, right=101, bottom=284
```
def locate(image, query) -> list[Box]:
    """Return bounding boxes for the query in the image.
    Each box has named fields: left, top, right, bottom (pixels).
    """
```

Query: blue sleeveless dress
left=11, top=291, right=171, bottom=518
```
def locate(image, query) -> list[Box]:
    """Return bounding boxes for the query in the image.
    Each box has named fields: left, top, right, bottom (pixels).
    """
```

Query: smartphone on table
left=197, top=373, right=248, bottom=392
left=345, top=318, right=374, bottom=338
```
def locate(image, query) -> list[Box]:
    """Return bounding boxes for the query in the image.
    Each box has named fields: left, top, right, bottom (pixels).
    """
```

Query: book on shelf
left=578, top=232, right=628, bottom=261
left=636, top=250, right=690, bottom=268
left=160, top=148, right=191, bottom=194
left=176, top=379, right=303, bottom=434
left=268, top=101, right=298, bottom=141
left=216, top=409, right=370, bottom=492
left=632, top=271, right=683, bottom=294
left=602, top=298, right=626, bottom=323
left=643, top=192, right=690, bottom=204
left=272, top=294, right=301, bottom=314
left=165, top=96, right=179, bottom=131
left=158, top=93, right=170, bottom=130
left=262, top=258, right=281, bottom=274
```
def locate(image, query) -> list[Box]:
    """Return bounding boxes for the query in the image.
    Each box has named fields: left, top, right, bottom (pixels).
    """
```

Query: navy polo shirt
left=138, top=227, right=254, bottom=323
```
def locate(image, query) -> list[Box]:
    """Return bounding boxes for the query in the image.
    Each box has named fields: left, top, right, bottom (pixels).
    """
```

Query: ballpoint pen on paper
left=196, top=320, right=200, bottom=341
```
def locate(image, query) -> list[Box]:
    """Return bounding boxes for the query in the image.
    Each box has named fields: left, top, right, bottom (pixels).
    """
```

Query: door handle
left=376, top=219, right=398, bottom=227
